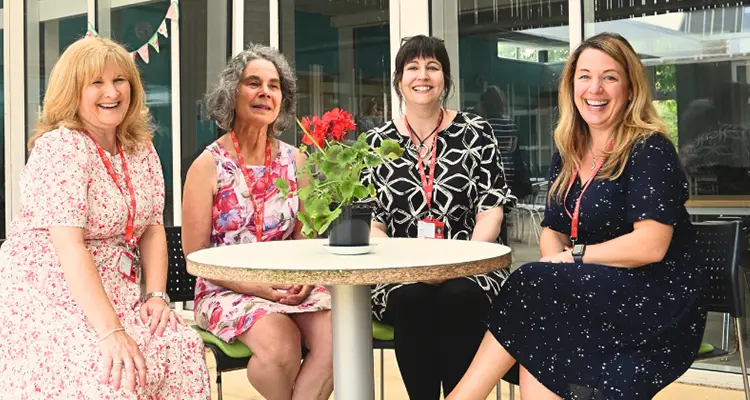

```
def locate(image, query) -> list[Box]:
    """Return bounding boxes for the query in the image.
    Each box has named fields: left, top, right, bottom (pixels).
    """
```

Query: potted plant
left=274, top=108, right=403, bottom=250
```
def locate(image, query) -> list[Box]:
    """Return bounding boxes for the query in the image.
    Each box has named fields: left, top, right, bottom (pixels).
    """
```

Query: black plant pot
left=327, top=203, right=372, bottom=247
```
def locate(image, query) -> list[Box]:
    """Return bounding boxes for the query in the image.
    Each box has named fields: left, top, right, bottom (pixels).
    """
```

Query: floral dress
left=0, top=127, right=210, bottom=399
left=193, top=139, right=331, bottom=343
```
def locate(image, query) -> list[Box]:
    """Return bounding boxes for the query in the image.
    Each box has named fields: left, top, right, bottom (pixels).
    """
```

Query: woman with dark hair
left=449, top=32, right=705, bottom=400
left=362, top=35, right=516, bottom=399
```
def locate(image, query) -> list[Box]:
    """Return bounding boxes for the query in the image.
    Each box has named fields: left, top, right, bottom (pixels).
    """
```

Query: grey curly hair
left=204, top=43, right=297, bottom=134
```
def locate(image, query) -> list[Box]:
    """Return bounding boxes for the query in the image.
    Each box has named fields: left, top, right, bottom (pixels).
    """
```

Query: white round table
left=187, top=237, right=511, bottom=400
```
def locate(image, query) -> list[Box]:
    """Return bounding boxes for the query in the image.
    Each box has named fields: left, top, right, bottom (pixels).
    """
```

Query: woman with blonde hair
left=448, top=32, right=706, bottom=399
left=0, top=36, right=209, bottom=398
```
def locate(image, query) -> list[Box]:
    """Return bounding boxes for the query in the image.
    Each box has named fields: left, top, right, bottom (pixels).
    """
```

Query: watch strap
left=142, top=291, right=170, bottom=304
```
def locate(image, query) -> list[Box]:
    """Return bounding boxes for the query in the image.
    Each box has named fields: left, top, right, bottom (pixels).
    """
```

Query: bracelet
left=99, top=327, right=125, bottom=342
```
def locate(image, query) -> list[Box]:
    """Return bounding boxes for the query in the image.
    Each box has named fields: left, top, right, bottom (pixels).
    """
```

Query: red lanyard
left=88, top=135, right=137, bottom=249
left=231, top=131, right=273, bottom=242
left=405, top=109, right=444, bottom=211
left=563, top=140, right=615, bottom=244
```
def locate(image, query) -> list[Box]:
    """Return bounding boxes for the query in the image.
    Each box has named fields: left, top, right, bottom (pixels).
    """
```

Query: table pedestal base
left=330, top=284, right=375, bottom=400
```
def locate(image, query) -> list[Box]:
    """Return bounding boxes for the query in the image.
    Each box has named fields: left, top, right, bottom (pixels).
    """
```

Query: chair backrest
left=165, top=226, right=197, bottom=303
left=694, top=221, right=744, bottom=317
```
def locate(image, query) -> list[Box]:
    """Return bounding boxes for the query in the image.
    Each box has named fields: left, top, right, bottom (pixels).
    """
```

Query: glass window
left=582, top=0, right=750, bottom=374
left=181, top=0, right=232, bottom=198
left=110, top=1, right=175, bottom=225
left=25, top=0, right=88, bottom=144
left=437, top=0, right=569, bottom=260
left=279, top=0, right=391, bottom=145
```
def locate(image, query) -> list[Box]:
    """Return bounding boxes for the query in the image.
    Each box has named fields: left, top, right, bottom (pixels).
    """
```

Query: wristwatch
left=571, top=244, right=586, bottom=264
left=142, top=291, right=171, bottom=304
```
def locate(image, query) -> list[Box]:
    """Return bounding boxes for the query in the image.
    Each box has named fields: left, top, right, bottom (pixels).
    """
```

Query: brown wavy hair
left=549, top=32, right=668, bottom=202
left=28, top=36, right=153, bottom=153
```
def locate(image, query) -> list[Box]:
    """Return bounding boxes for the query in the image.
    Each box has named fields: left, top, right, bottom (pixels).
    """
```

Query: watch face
left=572, top=244, right=585, bottom=255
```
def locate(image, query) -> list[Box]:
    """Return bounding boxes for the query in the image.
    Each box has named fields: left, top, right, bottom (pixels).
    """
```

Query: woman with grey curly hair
left=181, top=43, right=333, bottom=400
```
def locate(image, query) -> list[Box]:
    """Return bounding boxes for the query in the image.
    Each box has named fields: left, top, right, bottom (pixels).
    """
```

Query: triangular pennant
left=165, top=2, right=179, bottom=20
left=157, top=19, right=169, bottom=38
left=87, top=22, right=99, bottom=37
left=148, top=35, right=160, bottom=53
left=137, top=45, right=150, bottom=64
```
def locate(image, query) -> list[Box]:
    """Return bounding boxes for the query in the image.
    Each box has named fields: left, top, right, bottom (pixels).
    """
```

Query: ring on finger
left=113, top=360, right=123, bottom=366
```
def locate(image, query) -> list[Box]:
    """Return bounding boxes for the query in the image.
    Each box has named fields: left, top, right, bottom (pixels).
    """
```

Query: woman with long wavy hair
left=447, top=32, right=706, bottom=400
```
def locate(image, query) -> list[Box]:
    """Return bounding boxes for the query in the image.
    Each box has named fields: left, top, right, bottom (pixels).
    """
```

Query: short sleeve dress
left=487, top=134, right=707, bottom=399
left=193, top=140, right=331, bottom=343
left=0, top=127, right=210, bottom=399
left=362, top=111, right=516, bottom=320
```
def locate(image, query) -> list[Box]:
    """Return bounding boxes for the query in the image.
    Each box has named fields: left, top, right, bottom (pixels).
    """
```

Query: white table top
left=186, top=238, right=512, bottom=285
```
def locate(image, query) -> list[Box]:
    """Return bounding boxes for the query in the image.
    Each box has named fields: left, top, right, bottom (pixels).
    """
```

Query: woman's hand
left=139, top=297, right=184, bottom=336
left=539, top=250, right=574, bottom=264
left=99, top=330, right=147, bottom=393
left=279, top=285, right=314, bottom=305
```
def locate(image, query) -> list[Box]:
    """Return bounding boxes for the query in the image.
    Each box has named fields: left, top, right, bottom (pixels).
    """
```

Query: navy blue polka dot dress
left=488, top=134, right=707, bottom=399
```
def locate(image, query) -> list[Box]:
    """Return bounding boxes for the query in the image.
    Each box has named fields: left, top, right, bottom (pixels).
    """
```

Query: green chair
left=165, top=227, right=252, bottom=400
left=372, top=320, right=395, bottom=400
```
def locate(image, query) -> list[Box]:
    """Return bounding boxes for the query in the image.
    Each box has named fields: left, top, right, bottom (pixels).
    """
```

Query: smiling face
left=78, top=62, right=131, bottom=136
left=399, top=57, right=445, bottom=108
left=235, top=59, right=282, bottom=128
left=573, top=48, right=631, bottom=135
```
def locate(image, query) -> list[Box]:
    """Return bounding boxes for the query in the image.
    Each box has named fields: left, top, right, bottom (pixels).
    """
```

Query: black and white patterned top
left=362, top=111, right=516, bottom=320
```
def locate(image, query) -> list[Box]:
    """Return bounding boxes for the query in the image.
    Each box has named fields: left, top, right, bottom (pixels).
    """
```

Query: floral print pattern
left=194, top=140, right=331, bottom=343
left=0, top=127, right=210, bottom=399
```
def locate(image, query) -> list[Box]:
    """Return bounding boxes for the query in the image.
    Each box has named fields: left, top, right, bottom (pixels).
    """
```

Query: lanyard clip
left=570, top=237, right=577, bottom=246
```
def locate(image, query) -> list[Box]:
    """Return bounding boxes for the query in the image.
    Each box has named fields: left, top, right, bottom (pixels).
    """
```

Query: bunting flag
left=157, top=20, right=169, bottom=38
left=137, top=45, right=150, bottom=64
left=148, top=35, right=160, bottom=53
left=86, top=0, right=178, bottom=64
left=165, top=2, right=179, bottom=20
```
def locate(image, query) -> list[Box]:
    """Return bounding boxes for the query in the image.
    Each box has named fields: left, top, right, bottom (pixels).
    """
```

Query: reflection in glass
left=25, top=0, right=88, bottom=144
left=586, top=4, right=750, bottom=197
left=454, top=0, right=570, bottom=197
left=181, top=0, right=231, bottom=193
left=279, top=0, right=390, bottom=145
left=112, top=1, right=174, bottom=225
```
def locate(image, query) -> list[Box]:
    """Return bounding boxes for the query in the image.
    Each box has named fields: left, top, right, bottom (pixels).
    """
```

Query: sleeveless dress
left=488, top=134, right=707, bottom=399
left=193, top=139, right=331, bottom=343
left=0, top=127, right=210, bottom=399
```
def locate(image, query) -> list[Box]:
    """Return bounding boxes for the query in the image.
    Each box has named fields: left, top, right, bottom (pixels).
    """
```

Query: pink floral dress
left=0, top=128, right=210, bottom=399
left=194, top=139, right=331, bottom=343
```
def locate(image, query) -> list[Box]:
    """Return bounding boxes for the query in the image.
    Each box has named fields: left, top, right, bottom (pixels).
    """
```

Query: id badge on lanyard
left=88, top=134, right=140, bottom=283
left=117, top=247, right=141, bottom=283
left=406, top=112, right=445, bottom=240
left=417, top=217, right=445, bottom=239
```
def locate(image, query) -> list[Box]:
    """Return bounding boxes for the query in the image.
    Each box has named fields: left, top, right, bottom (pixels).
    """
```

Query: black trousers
left=382, top=279, right=490, bottom=399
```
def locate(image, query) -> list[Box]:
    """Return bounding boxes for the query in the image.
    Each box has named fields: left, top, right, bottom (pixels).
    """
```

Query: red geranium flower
left=300, top=108, right=356, bottom=147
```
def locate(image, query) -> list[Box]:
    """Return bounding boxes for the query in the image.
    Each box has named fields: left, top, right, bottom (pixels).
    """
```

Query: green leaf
left=377, top=139, right=404, bottom=159
left=298, top=185, right=314, bottom=201
left=316, top=207, right=342, bottom=235
left=368, top=183, right=376, bottom=197
left=274, top=177, right=290, bottom=192
left=308, top=197, right=331, bottom=218
left=339, top=148, right=358, bottom=164
left=364, top=153, right=382, bottom=167
left=341, top=180, right=355, bottom=200
left=353, top=183, right=369, bottom=199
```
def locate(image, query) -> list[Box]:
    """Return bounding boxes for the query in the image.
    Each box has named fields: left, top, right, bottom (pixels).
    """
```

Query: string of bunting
left=86, top=0, right=179, bottom=64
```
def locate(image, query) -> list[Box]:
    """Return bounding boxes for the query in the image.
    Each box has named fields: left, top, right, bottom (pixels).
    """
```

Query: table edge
left=186, top=252, right=512, bottom=285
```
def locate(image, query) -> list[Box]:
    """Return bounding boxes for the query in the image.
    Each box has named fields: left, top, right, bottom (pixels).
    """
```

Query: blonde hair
left=549, top=32, right=669, bottom=202
left=28, top=36, right=153, bottom=153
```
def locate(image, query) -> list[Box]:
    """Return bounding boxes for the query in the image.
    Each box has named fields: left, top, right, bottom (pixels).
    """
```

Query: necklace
left=404, top=109, right=445, bottom=160
left=591, top=150, right=600, bottom=171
